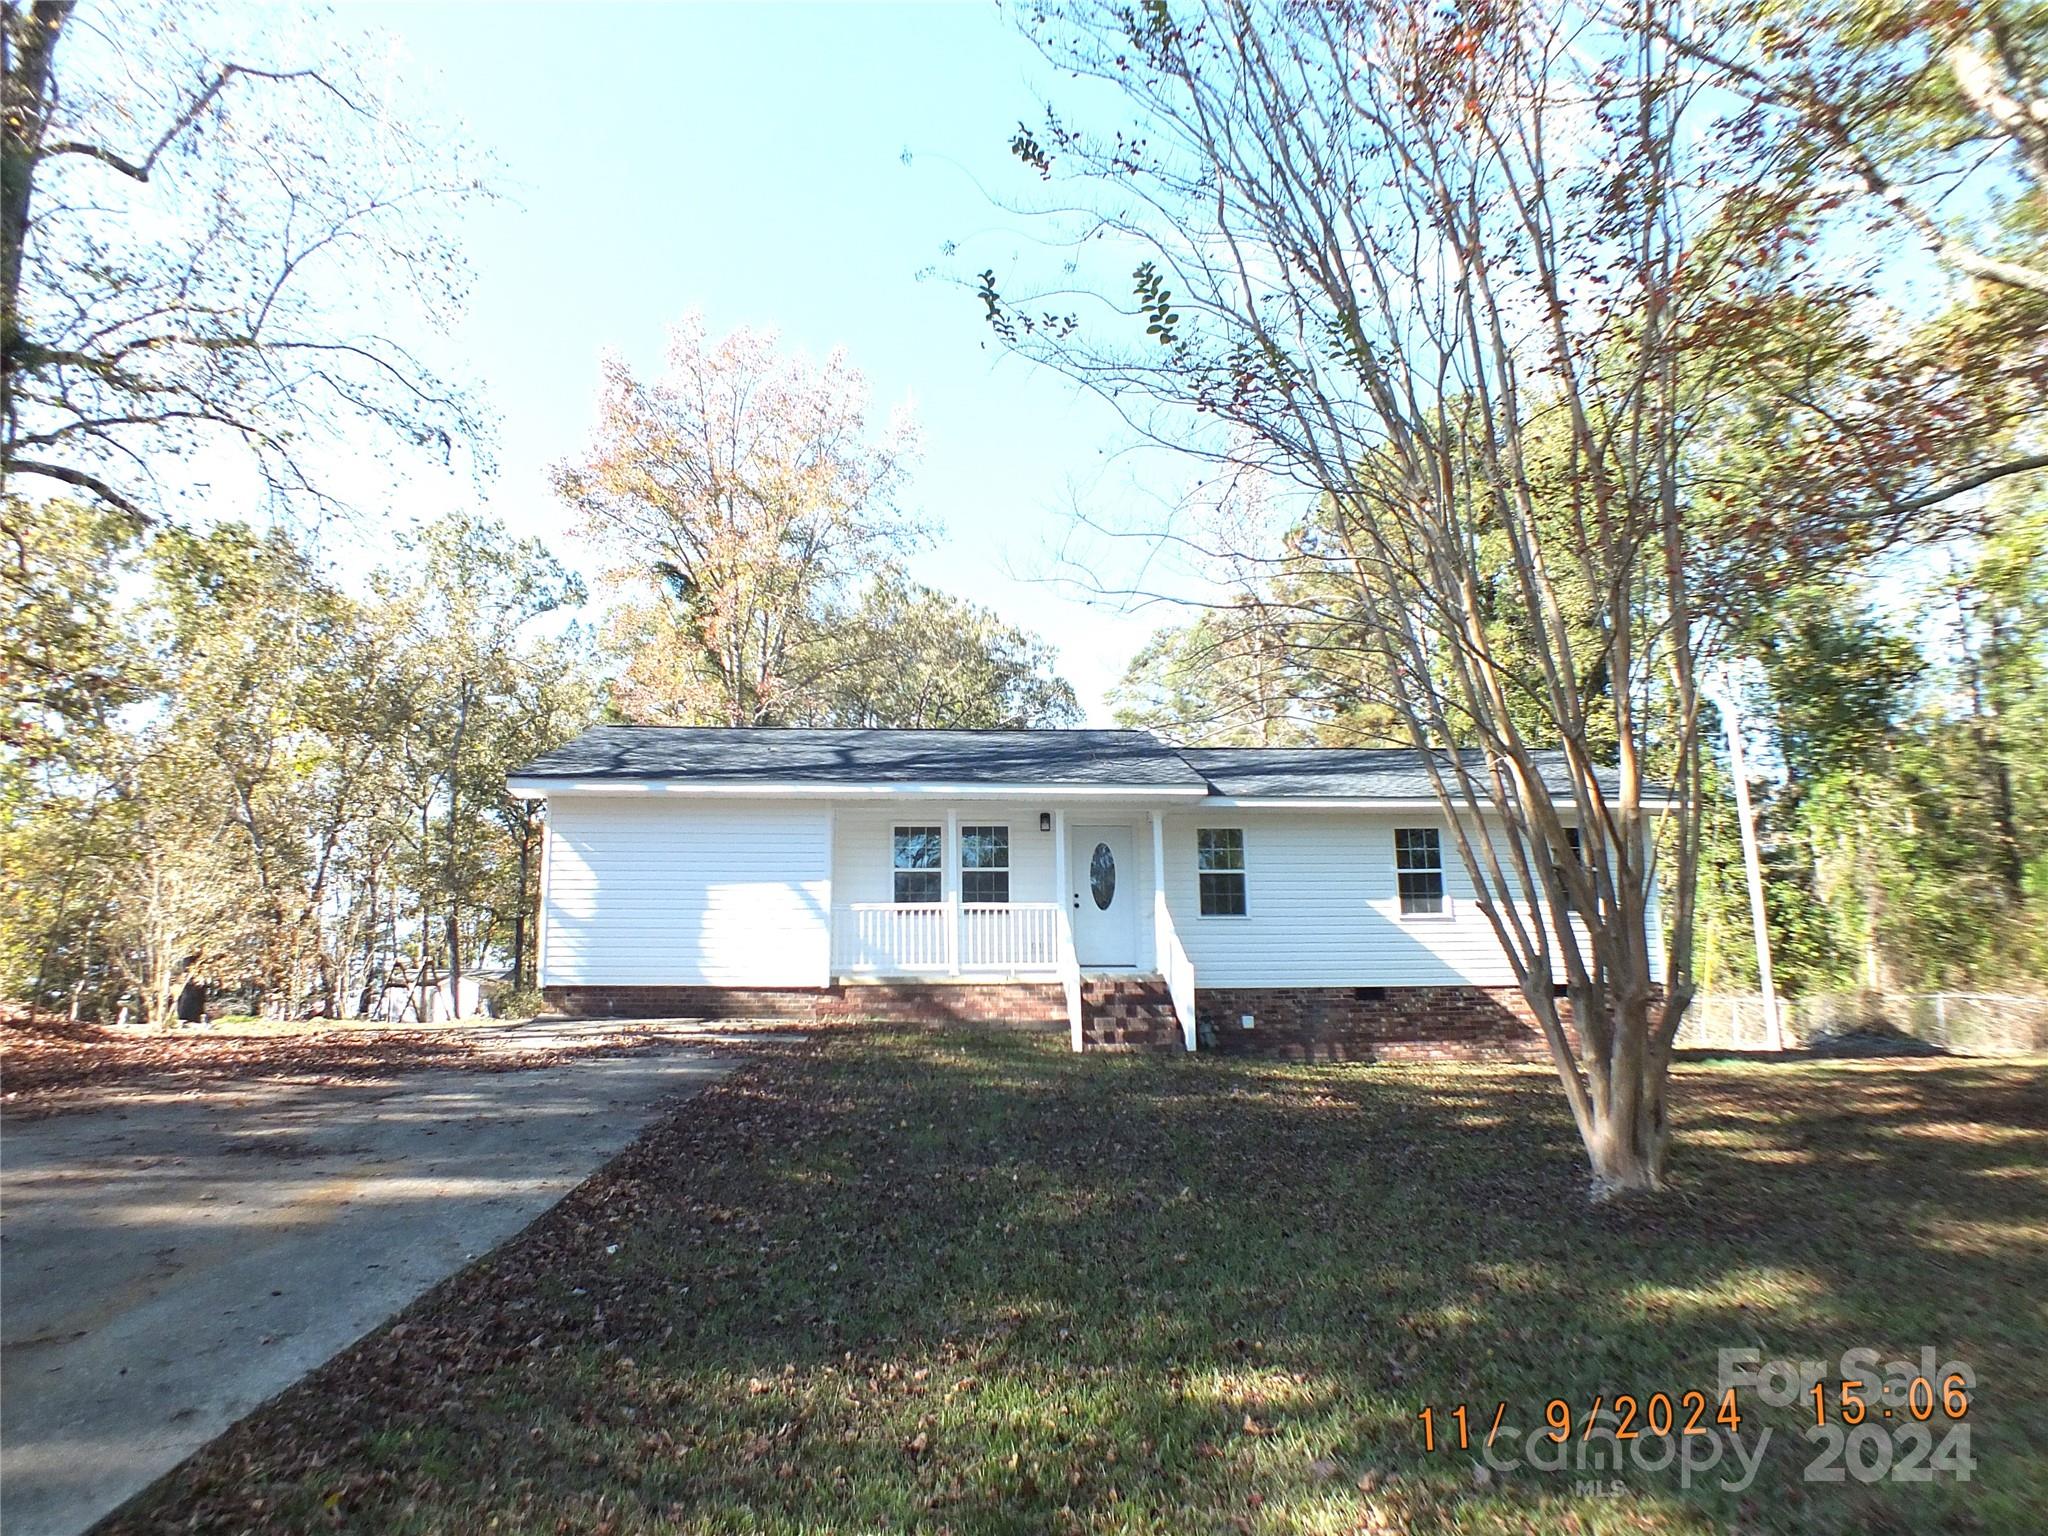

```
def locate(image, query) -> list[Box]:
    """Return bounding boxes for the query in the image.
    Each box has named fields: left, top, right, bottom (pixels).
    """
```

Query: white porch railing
left=1058, top=910, right=1083, bottom=1050
left=1162, top=920, right=1197, bottom=1051
left=837, top=903, right=949, bottom=972
left=959, top=903, right=1061, bottom=969
left=835, top=902, right=1063, bottom=975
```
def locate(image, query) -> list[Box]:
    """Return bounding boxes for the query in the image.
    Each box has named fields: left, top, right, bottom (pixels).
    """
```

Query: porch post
left=1150, top=810, right=1168, bottom=973
left=944, top=807, right=961, bottom=977
left=1052, top=810, right=1068, bottom=921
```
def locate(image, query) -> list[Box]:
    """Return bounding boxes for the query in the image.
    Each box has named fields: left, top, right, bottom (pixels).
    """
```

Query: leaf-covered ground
left=0, top=1017, right=765, bottom=1120
left=95, top=1031, right=2047, bottom=1534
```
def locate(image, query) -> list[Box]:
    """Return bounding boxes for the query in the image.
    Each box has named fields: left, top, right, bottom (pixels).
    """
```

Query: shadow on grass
left=96, top=1031, right=2048, bottom=1536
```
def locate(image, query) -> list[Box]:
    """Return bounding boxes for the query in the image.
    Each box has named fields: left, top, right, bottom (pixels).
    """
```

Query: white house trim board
left=511, top=783, right=1667, bottom=810
left=1194, top=795, right=1678, bottom=811
left=1150, top=812, right=1169, bottom=974
left=534, top=799, right=552, bottom=986
left=944, top=807, right=961, bottom=974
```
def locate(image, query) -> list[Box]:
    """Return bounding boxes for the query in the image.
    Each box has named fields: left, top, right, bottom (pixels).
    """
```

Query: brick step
left=1079, top=974, right=1182, bottom=1050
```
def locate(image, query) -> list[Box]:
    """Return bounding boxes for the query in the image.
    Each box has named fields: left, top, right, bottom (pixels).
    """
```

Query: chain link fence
left=1678, top=991, right=2048, bottom=1057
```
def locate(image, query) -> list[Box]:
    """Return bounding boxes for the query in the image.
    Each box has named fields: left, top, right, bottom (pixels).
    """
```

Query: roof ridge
left=1177, top=743, right=1434, bottom=753
left=581, top=723, right=1165, bottom=736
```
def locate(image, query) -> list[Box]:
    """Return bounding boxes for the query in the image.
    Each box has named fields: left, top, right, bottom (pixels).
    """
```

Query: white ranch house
left=508, top=727, right=1662, bottom=1056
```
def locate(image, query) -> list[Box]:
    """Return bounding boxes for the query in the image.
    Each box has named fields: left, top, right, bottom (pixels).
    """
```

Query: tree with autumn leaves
left=978, top=0, right=2044, bottom=1194
left=551, top=312, right=1081, bottom=731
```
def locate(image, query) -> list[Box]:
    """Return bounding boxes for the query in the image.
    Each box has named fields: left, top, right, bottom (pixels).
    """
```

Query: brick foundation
left=1195, top=985, right=1581, bottom=1063
left=545, top=979, right=1600, bottom=1059
left=543, top=982, right=1067, bottom=1028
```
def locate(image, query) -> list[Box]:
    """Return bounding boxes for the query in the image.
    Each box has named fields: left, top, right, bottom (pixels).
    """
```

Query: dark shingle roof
left=1179, top=746, right=1622, bottom=800
left=510, top=726, right=1208, bottom=789
left=512, top=728, right=1642, bottom=802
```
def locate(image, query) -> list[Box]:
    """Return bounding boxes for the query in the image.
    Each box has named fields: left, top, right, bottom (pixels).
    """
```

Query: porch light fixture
left=1039, top=811, right=1052, bottom=832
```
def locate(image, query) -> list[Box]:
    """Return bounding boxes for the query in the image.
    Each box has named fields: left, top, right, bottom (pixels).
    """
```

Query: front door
left=1070, top=823, right=1138, bottom=967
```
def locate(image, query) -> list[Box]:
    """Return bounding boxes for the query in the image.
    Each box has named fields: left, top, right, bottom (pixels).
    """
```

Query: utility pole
left=1713, top=683, right=1783, bottom=1051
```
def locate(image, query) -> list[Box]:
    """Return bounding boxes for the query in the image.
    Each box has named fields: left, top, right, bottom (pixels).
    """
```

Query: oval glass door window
left=1089, top=842, right=1116, bottom=909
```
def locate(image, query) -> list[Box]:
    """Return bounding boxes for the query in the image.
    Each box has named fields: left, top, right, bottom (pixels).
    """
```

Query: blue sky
left=346, top=0, right=1194, bottom=720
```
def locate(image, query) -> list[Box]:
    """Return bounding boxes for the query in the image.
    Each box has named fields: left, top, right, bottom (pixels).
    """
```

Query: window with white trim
left=1197, top=828, right=1248, bottom=916
left=892, top=825, right=942, bottom=903
left=1395, top=827, right=1445, bottom=915
left=960, top=824, right=1010, bottom=904
left=1549, top=825, right=1588, bottom=895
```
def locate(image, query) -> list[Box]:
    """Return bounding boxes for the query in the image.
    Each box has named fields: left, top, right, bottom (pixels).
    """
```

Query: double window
left=892, top=825, right=942, bottom=903
left=1197, top=828, right=1248, bottom=916
left=1394, top=826, right=1445, bottom=915
left=892, top=823, right=1010, bottom=904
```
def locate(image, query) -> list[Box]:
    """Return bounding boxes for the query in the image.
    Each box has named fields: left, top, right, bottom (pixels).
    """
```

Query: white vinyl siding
left=831, top=802, right=1058, bottom=912
left=533, top=791, right=1662, bottom=994
left=539, top=796, right=830, bottom=986
left=1164, top=810, right=1659, bottom=988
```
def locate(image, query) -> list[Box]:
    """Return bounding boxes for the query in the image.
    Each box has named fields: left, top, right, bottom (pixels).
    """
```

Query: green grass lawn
left=100, top=1032, right=2047, bottom=1534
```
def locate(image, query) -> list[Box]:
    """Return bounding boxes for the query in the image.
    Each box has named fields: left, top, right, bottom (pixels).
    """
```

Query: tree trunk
left=1584, top=1111, right=1669, bottom=1196
left=2, top=4, right=69, bottom=407
left=1582, top=1068, right=1672, bottom=1197
left=443, top=683, right=471, bottom=1019
left=444, top=909, right=462, bottom=1023
left=1974, top=721, right=2025, bottom=901
left=1547, top=976, right=1675, bottom=1199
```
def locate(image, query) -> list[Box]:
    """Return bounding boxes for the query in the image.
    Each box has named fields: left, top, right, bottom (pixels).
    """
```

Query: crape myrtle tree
left=2, top=0, right=486, bottom=527
left=976, top=0, right=1769, bottom=1196
left=981, top=0, right=2042, bottom=1193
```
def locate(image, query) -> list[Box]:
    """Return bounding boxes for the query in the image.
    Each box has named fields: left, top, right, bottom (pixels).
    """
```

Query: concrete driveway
left=0, top=1041, right=736, bottom=1536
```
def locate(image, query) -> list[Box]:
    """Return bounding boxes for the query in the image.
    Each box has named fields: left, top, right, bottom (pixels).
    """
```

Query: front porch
left=831, top=901, right=1065, bottom=976
left=825, top=805, right=1197, bottom=1050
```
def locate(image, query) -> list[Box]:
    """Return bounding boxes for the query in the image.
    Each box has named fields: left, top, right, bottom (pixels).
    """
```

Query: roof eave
left=1196, top=794, right=1679, bottom=811
left=505, top=776, right=1677, bottom=810
left=505, top=777, right=1211, bottom=799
